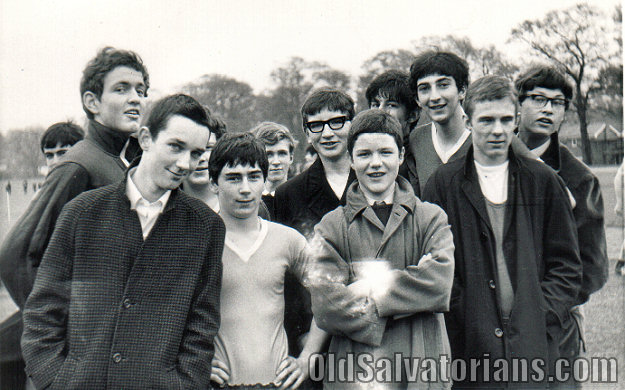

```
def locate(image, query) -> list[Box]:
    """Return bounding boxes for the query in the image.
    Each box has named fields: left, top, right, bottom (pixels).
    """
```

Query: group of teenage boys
left=0, top=45, right=608, bottom=389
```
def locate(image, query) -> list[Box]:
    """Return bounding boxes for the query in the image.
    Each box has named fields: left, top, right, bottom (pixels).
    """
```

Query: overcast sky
left=0, top=0, right=618, bottom=131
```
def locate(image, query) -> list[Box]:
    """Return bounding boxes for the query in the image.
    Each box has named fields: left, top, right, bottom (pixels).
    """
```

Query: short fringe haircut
left=209, top=132, right=269, bottom=183
left=347, top=109, right=403, bottom=155
left=463, top=75, right=518, bottom=120
left=250, top=122, right=296, bottom=154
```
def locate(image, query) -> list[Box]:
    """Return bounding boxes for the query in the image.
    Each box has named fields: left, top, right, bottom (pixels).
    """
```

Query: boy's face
left=43, top=143, right=72, bottom=169
left=138, top=115, right=208, bottom=195
left=351, top=132, right=404, bottom=201
left=185, top=132, right=217, bottom=187
left=211, top=163, right=265, bottom=220
left=518, top=87, right=566, bottom=137
left=469, top=98, right=518, bottom=166
left=265, top=139, right=293, bottom=184
left=369, top=93, right=410, bottom=130
left=304, top=108, right=351, bottom=161
left=89, top=66, right=147, bottom=134
left=415, top=73, right=465, bottom=125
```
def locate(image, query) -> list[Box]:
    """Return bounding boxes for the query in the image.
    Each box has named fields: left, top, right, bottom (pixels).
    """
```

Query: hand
left=274, top=355, right=308, bottom=389
left=210, top=358, right=230, bottom=386
left=347, top=279, right=372, bottom=298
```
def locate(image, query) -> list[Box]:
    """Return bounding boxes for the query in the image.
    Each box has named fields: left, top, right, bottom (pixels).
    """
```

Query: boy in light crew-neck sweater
left=208, top=133, right=327, bottom=389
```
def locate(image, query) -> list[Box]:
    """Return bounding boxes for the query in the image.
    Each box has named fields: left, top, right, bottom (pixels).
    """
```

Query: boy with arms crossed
left=309, top=109, right=454, bottom=389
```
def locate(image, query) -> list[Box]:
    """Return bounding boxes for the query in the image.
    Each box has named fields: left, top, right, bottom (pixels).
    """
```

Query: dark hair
left=463, top=75, right=518, bottom=120
left=251, top=122, right=296, bottom=154
left=365, top=70, right=418, bottom=118
left=301, top=88, right=355, bottom=128
left=347, top=109, right=403, bottom=155
left=209, top=132, right=269, bottom=183
left=145, top=94, right=211, bottom=139
left=515, top=65, right=573, bottom=109
left=202, top=105, right=227, bottom=139
left=40, top=121, right=85, bottom=152
left=409, top=51, right=470, bottom=94
left=80, top=47, right=150, bottom=119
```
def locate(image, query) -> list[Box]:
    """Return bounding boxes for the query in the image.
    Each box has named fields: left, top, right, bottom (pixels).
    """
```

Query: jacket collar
left=86, top=120, right=132, bottom=157
left=344, top=176, right=416, bottom=223
left=537, top=132, right=561, bottom=172
left=305, top=157, right=357, bottom=217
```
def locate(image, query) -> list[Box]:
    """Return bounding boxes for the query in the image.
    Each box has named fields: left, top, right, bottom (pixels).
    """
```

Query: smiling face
left=305, top=108, right=351, bottom=161
left=518, top=86, right=566, bottom=138
left=265, top=139, right=293, bottom=185
left=415, top=73, right=465, bottom=125
left=185, top=132, right=217, bottom=187
left=138, top=115, right=209, bottom=199
left=469, top=98, right=518, bottom=166
left=211, top=163, right=265, bottom=220
left=87, top=66, right=147, bottom=134
left=351, top=132, right=404, bottom=202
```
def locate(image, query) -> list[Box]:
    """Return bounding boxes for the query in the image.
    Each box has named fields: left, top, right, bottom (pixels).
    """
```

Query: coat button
left=480, top=231, right=488, bottom=241
left=112, top=352, right=122, bottom=363
left=123, top=298, right=132, bottom=309
left=494, top=328, right=504, bottom=338
left=488, top=280, right=496, bottom=289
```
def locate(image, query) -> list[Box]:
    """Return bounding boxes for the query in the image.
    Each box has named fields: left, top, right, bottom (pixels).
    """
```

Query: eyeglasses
left=524, top=94, right=568, bottom=110
left=304, top=116, right=348, bottom=133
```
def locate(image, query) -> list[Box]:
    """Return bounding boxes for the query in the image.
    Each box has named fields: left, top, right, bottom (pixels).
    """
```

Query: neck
left=474, top=153, right=509, bottom=167
left=319, top=153, right=351, bottom=176
left=435, top=106, right=466, bottom=143
left=363, top=185, right=395, bottom=204
left=519, top=129, right=550, bottom=150
left=219, top=211, right=259, bottom=234
left=184, top=182, right=217, bottom=206
left=131, top=165, right=166, bottom=202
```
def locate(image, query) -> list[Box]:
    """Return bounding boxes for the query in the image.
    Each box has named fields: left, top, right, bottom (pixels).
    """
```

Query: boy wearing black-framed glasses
left=274, top=89, right=356, bottom=386
left=516, top=66, right=608, bottom=382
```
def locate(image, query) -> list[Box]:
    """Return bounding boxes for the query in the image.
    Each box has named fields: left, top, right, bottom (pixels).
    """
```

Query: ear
left=209, top=177, right=219, bottom=195
left=138, top=126, right=152, bottom=152
left=399, top=146, right=405, bottom=165
left=82, top=91, right=100, bottom=116
left=458, top=87, right=467, bottom=101
left=407, top=109, right=419, bottom=125
left=415, top=96, right=425, bottom=109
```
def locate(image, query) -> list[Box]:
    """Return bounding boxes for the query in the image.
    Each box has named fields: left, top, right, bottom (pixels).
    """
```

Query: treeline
left=1, top=3, right=622, bottom=178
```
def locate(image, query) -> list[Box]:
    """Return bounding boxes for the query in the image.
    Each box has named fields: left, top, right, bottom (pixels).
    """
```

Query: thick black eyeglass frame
left=304, top=116, right=348, bottom=133
left=524, top=93, right=568, bottom=109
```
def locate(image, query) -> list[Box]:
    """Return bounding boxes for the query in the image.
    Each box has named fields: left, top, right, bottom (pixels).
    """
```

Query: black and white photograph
left=0, top=0, right=622, bottom=388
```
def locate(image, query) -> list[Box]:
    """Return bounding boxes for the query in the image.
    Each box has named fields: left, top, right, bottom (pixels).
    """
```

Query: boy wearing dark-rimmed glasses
left=516, top=65, right=608, bottom=382
left=274, top=89, right=356, bottom=384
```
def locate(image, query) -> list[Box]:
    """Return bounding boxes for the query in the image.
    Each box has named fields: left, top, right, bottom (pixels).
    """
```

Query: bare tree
left=182, top=74, right=258, bottom=133
left=415, top=35, right=519, bottom=80
left=510, top=3, right=621, bottom=164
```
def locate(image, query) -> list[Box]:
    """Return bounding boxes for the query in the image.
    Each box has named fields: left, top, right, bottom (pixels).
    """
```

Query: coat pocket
left=49, top=354, right=80, bottom=390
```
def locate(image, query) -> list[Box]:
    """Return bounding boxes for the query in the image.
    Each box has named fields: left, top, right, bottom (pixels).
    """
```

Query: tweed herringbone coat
left=21, top=180, right=224, bottom=390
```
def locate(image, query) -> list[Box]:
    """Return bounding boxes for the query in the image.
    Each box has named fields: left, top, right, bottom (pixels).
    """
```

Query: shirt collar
left=126, top=167, right=171, bottom=212
left=531, top=138, right=551, bottom=159
left=364, top=189, right=395, bottom=206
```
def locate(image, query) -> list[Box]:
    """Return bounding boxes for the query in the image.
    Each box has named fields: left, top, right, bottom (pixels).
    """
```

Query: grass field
left=0, top=167, right=623, bottom=387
